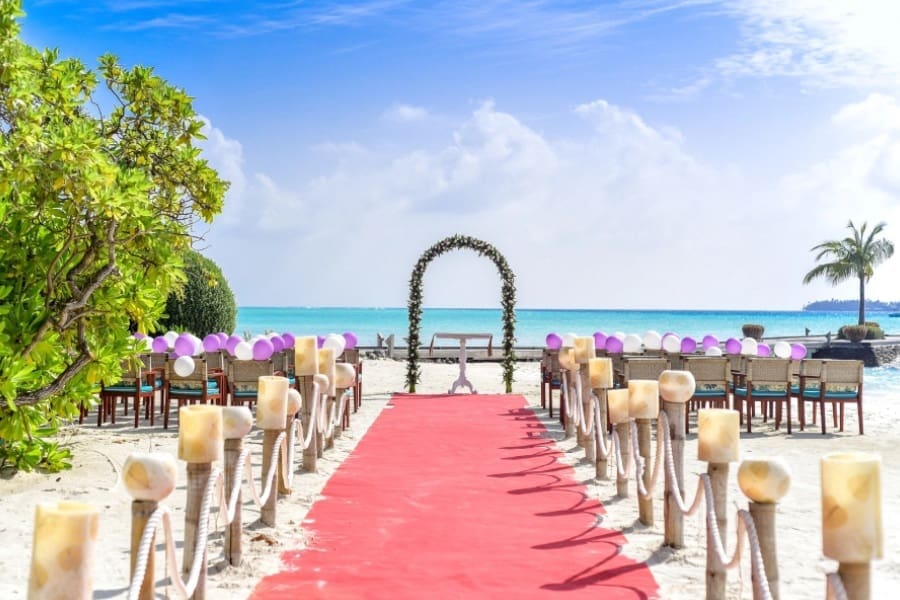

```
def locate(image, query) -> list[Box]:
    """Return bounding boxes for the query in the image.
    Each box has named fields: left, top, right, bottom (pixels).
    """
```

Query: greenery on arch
left=406, top=235, right=517, bottom=393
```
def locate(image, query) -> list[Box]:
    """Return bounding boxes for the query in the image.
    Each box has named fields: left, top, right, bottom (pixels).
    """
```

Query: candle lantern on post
left=588, top=357, right=612, bottom=476
left=28, top=501, right=100, bottom=600
left=658, top=370, right=695, bottom=548
left=697, top=408, right=740, bottom=600
left=607, top=388, right=631, bottom=498
left=222, top=406, right=253, bottom=566
left=574, top=336, right=596, bottom=459
left=738, top=457, right=792, bottom=600
left=257, top=375, right=289, bottom=526
left=294, top=336, right=319, bottom=472
left=177, top=404, right=223, bottom=599
left=821, top=452, right=882, bottom=600
left=629, top=379, right=659, bottom=526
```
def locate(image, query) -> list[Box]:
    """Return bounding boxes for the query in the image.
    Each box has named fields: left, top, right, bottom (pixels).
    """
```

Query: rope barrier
left=826, top=572, right=849, bottom=600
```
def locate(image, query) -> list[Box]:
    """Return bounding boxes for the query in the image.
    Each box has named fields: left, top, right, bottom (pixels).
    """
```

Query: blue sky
left=21, top=1, right=900, bottom=310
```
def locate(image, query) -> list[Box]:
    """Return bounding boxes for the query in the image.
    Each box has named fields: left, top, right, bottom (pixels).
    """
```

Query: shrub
left=839, top=325, right=869, bottom=342
left=741, top=324, right=765, bottom=339
left=159, top=250, right=236, bottom=337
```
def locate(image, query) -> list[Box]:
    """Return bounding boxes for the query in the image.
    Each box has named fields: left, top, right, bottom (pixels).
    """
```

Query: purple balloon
left=226, top=335, right=242, bottom=355
left=702, top=334, right=719, bottom=351
left=133, top=332, right=146, bottom=340
left=216, top=332, right=229, bottom=347
left=681, top=336, right=697, bottom=354
left=202, top=334, right=220, bottom=353
left=152, top=336, right=168, bottom=353
left=343, top=332, right=358, bottom=350
left=545, top=333, right=562, bottom=350
left=593, top=331, right=607, bottom=350
left=757, top=343, right=772, bottom=357
left=174, top=335, right=194, bottom=358
left=605, top=336, right=624, bottom=354
left=270, top=335, right=285, bottom=353
left=317, top=336, right=325, bottom=349
left=725, top=337, right=741, bottom=355
left=282, top=332, right=296, bottom=348
left=790, top=343, right=807, bottom=360
left=253, top=338, right=275, bottom=360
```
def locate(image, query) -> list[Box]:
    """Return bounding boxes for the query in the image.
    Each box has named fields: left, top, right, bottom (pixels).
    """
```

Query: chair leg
left=820, top=395, right=827, bottom=435
left=857, top=400, right=864, bottom=434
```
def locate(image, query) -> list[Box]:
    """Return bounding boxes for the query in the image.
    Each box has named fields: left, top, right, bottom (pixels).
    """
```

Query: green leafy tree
left=0, top=1, right=227, bottom=471
left=803, top=221, right=895, bottom=325
left=160, top=250, right=236, bottom=337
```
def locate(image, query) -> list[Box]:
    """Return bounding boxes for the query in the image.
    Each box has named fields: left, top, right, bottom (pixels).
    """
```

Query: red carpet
left=251, top=394, right=658, bottom=599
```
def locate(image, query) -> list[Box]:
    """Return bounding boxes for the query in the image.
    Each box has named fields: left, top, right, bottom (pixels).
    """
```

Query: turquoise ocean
left=236, top=307, right=900, bottom=393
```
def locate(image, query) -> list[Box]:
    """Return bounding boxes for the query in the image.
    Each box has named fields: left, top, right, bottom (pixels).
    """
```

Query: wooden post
left=615, top=422, right=631, bottom=498
left=224, top=438, right=243, bottom=566
left=578, top=370, right=595, bottom=461
left=299, top=375, right=318, bottom=472
left=749, top=502, right=779, bottom=600
left=594, top=388, right=608, bottom=479
left=334, top=388, right=347, bottom=439
left=261, top=429, right=279, bottom=527
left=130, top=500, right=157, bottom=600
left=706, top=462, right=729, bottom=600
left=663, top=401, right=687, bottom=548
left=324, top=394, right=336, bottom=450
left=836, top=563, right=870, bottom=600
left=637, top=417, right=653, bottom=526
left=184, top=462, right=211, bottom=600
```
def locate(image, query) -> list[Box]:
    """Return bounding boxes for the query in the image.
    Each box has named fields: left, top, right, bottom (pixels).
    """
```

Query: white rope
left=591, top=394, right=614, bottom=461
left=127, top=466, right=222, bottom=600
left=573, top=374, right=594, bottom=436
left=826, top=573, right=849, bottom=600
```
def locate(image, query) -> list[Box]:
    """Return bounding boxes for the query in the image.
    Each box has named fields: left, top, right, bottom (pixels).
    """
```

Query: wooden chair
left=343, top=348, right=363, bottom=412
left=98, top=356, right=157, bottom=427
left=682, top=356, right=730, bottom=433
left=227, top=359, right=274, bottom=410
left=163, top=358, right=224, bottom=429
left=732, top=358, right=793, bottom=433
left=617, top=357, right=670, bottom=387
left=540, top=349, right=562, bottom=419
left=799, top=360, right=864, bottom=434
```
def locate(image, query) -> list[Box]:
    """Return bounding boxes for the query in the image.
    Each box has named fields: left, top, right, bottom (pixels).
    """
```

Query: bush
left=159, top=250, right=236, bottom=337
left=742, top=324, right=765, bottom=339
left=837, top=322, right=885, bottom=341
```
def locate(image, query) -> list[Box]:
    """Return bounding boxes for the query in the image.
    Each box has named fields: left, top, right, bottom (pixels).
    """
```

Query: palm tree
left=803, top=220, right=895, bottom=325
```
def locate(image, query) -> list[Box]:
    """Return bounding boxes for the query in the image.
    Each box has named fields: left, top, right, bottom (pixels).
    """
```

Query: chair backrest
left=228, top=359, right=274, bottom=387
left=683, top=356, right=730, bottom=387
left=623, top=357, right=670, bottom=383
left=745, top=358, right=792, bottom=385
left=798, top=358, right=826, bottom=378
left=148, top=352, right=168, bottom=370
left=343, top=348, right=360, bottom=364
left=270, top=350, right=288, bottom=374
left=822, top=360, right=863, bottom=386
left=203, top=351, right=227, bottom=372
left=166, top=358, right=209, bottom=387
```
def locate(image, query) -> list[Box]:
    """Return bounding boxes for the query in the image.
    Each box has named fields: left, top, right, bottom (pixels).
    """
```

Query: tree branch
left=15, top=321, right=93, bottom=407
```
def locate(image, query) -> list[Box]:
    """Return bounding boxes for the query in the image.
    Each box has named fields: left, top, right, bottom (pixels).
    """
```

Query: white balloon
left=163, top=331, right=178, bottom=347
left=705, top=346, right=723, bottom=356
left=142, top=336, right=154, bottom=352
left=613, top=331, right=626, bottom=341
left=234, top=341, right=253, bottom=360
left=741, top=337, right=758, bottom=356
left=174, top=355, right=196, bottom=377
left=335, top=363, right=356, bottom=388
left=662, top=334, right=682, bottom=353
left=562, top=333, right=578, bottom=347
left=190, top=334, right=203, bottom=356
left=323, top=333, right=346, bottom=355
left=623, top=334, right=642, bottom=353
left=642, top=330, right=662, bottom=350
left=773, top=341, right=791, bottom=358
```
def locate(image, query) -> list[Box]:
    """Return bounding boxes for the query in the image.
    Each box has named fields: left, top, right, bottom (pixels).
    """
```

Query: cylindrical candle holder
left=589, top=357, right=613, bottom=389
left=28, top=502, right=99, bottom=600
left=821, top=452, right=882, bottom=600
left=659, top=370, right=695, bottom=549
left=629, top=380, right=659, bottom=526
left=698, top=408, right=740, bottom=600
left=574, top=336, right=596, bottom=364
left=608, top=388, right=631, bottom=498
left=222, top=406, right=252, bottom=566
left=739, top=457, right=792, bottom=600
left=294, top=336, right=318, bottom=376
left=256, top=376, right=289, bottom=430
left=123, top=453, right=177, bottom=600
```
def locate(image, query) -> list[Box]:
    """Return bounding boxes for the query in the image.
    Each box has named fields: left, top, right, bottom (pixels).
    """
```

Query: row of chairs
left=89, top=348, right=363, bottom=429
left=540, top=350, right=864, bottom=435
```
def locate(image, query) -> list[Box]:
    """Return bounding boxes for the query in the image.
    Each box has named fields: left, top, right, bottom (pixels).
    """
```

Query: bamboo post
left=706, top=462, right=729, bottom=600
left=636, top=418, right=653, bottom=526
left=184, top=462, right=211, bottom=599
left=566, top=371, right=577, bottom=439
left=578, top=369, right=595, bottom=461
left=223, top=438, right=243, bottom=566
left=299, top=375, right=318, bottom=473
left=738, top=457, right=792, bottom=600
left=334, top=388, right=348, bottom=439
left=594, top=387, right=608, bottom=479
left=130, top=500, right=157, bottom=600
left=615, top=422, right=631, bottom=497
left=659, top=370, right=695, bottom=549
left=836, top=564, right=871, bottom=600
left=261, top=429, right=280, bottom=527
left=324, top=393, right=336, bottom=450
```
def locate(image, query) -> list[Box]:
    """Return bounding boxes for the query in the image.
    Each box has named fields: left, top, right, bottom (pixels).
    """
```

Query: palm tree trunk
left=858, top=275, right=866, bottom=325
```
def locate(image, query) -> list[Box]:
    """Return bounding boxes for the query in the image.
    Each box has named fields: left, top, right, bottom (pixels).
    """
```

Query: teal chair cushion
left=693, top=390, right=727, bottom=397
left=802, top=390, right=858, bottom=399
left=734, top=387, right=788, bottom=397
left=170, top=383, right=219, bottom=395
left=105, top=384, right=154, bottom=394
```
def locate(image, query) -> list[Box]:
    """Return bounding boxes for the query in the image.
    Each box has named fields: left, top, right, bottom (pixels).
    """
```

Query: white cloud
left=383, top=103, right=429, bottom=123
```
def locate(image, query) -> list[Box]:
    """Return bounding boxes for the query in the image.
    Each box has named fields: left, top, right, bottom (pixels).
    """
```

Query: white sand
left=1, top=359, right=897, bottom=598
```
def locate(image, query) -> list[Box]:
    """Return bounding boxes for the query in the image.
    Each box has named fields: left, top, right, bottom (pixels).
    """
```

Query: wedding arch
left=406, top=234, right=517, bottom=393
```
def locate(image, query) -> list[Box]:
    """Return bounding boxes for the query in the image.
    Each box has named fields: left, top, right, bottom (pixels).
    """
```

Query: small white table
left=430, top=332, right=493, bottom=394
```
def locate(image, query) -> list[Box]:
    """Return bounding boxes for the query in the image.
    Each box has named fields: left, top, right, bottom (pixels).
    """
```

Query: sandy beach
left=1, top=358, right=897, bottom=599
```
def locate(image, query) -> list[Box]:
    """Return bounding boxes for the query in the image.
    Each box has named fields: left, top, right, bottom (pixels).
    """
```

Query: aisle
left=251, top=394, right=658, bottom=599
